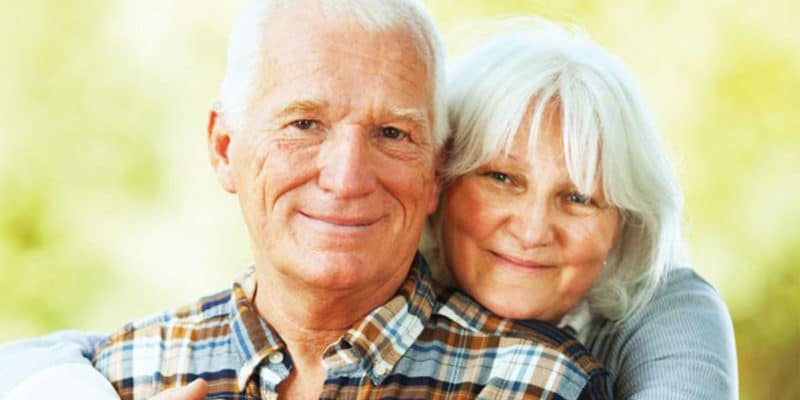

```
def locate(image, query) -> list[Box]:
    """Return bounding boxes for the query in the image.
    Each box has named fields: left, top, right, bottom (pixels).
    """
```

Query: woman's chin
left=478, top=293, right=554, bottom=322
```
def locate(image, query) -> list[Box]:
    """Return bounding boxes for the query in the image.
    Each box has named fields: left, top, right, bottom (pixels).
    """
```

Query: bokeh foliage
left=1, top=0, right=797, bottom=398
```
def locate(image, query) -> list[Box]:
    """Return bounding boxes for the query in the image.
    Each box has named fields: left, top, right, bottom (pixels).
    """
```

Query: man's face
left=222, top=12, right=438, bottom=293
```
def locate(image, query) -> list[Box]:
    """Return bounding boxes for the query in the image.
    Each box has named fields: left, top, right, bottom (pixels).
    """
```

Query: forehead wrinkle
left=275, top=98, right=328, bottom=117
left=258, top=4, right=432, bottom=87
left=319, top=26, right=431, bottom=90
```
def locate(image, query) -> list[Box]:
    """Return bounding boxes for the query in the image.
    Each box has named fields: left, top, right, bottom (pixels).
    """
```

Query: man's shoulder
left=92, top=287, right=234, bottom=364
left=90, top=286, right=244, bottom=399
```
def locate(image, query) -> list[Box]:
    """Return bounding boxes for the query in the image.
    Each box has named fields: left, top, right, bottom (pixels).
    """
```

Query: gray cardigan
left=583, top=268, right=738, bottom=399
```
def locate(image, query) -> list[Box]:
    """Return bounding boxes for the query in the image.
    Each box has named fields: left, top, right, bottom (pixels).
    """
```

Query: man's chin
left=308, top=250, right=415, bottom=292
left=282, top=251, right=383, bottom=287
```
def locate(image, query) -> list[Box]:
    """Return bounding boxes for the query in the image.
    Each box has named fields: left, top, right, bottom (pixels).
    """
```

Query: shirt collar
left=228, top=266, right=288, bottom=391
left=324, top=253, right=437, bottom=385
left=440, top=287, right=594, bottom=344
left=557, top=300, right=592, bottom=343
left=435, top=289, right=516, bottom=335
left=229, top=255, right=438, bottom=388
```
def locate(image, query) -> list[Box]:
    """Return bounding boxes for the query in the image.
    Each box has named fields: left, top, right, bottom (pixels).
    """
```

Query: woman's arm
left=0, top=330, right=119, bottom=400
left=588, top=268, right=738, bottom=400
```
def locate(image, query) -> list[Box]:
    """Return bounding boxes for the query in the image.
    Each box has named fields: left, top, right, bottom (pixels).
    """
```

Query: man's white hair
left=217, top=0, right=448, bottom=150
left=440, top=18, right=690, bottom=324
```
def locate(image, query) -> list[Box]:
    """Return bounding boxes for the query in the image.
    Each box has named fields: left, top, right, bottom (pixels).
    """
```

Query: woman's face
left=442, top=112, right=620, bottom=322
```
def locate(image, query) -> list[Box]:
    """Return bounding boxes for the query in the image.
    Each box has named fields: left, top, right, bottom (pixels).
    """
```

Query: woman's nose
left=506, top=199, right=556, bottom=249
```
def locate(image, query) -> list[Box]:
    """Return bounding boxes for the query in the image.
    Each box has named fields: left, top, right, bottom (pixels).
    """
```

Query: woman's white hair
left=438, top=18, right=690, bottom=324
left=217, top=0, right=449, bottom=150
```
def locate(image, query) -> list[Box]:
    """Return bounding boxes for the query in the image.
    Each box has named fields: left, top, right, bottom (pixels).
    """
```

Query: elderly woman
left=423, top=21, right=738, bottom=399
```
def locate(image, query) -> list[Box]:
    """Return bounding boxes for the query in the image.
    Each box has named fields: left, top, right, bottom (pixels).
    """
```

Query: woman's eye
left=290, top=119, right=318, bottom=130
left=566, top=192, right=591, bottom=205
left=486, top=171, right=512, bottom=184
left=380, top=126, right=408, bottom=140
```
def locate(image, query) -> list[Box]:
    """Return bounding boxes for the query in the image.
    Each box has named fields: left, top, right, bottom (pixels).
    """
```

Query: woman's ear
left=207, top=103, right=236, bottom=193
left=427, top=138, right=455, bottom=214
left=426, top=147, right=447, bottom=215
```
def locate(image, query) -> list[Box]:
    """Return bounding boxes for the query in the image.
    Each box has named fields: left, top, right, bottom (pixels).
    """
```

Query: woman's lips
left=487, top=250, right=556, bottom=271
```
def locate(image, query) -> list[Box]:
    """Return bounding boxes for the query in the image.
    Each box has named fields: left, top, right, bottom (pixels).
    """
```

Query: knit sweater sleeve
left=0, top=330, right=116, bottom=399
left=586, top=268, right=738, bottom=400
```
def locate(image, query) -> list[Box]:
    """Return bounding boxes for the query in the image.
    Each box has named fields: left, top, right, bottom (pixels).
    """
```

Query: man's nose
left=506, top=199, right=557, bottom=249
left=317, top=128, right=378, bottom=198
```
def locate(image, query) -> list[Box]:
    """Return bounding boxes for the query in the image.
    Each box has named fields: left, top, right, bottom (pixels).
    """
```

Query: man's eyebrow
left=275, top=99, right=327, bottom=117
left=387, top=106, right=429, bottom=130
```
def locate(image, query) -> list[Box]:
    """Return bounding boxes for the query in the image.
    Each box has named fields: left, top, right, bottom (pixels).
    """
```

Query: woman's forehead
left=505, top=111, right=565, bottom=162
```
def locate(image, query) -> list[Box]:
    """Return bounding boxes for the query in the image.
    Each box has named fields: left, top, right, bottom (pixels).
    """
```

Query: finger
left=150, top=379, right=208, bottom=400
left=182, top=379, right=208, bottom=400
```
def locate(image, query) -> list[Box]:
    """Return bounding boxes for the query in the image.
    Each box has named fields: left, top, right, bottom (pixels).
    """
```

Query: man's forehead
left=259, top=33, right=432, bottom=109
left=264, top=24, right=427, bottom=70
left=259, top=2, right=430, bottom=68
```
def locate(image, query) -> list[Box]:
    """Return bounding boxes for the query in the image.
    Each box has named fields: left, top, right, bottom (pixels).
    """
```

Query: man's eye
left=290, top=119, right=318, bottom=130
left=380, top=126, right=408, bottom=140
left=566, top=192, right=591, bottom=205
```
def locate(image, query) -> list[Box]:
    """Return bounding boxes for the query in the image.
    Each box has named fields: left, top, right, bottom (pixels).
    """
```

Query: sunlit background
left=1, top=0, right=798, bottom=398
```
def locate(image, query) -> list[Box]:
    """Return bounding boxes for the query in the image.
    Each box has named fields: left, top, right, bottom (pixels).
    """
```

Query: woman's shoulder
left=636, top=268, right=733, bottom=339
left=590, top=268, right=730, bottom=334
left=657, top=267, right=720, bottom=297
left=590, top=267, right=734, bottom=352
left=587, top=267, right=738, bottom=399
left=643, top=267, right=728, bottom=317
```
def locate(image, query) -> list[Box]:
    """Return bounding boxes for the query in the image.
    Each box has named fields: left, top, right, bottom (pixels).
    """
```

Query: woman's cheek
left=563, top=217, right=618, bottom=264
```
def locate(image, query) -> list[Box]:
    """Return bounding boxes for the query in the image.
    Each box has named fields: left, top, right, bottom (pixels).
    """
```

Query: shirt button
left=374, top=363, right=388, bottom=376
left=268, top=351, right=284, bottom=364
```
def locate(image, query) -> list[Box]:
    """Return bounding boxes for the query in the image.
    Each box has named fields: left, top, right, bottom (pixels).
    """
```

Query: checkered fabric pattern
left=92, top=254, right=612, bottom=399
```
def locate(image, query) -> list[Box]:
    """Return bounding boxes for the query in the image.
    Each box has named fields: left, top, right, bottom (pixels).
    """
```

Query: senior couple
left=0, top=0, right=737, bottom=399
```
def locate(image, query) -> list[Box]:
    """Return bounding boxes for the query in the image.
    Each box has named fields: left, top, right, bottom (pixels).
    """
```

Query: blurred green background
left=0, top=0, right=797, bottom=398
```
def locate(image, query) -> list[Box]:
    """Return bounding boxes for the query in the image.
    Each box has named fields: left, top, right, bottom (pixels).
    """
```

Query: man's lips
left=487, top=250, right=556, bottom=270
left=298, top=211, right=383, bottom=228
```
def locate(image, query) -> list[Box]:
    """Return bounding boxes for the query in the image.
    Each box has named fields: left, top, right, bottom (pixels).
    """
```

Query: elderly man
left=0, top=1, right=612, bottom=399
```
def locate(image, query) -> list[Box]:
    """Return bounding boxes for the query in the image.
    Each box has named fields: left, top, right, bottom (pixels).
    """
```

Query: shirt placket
left=252, top=348, right=292, bottom=399
left=317, top=340, right=376, bottom=399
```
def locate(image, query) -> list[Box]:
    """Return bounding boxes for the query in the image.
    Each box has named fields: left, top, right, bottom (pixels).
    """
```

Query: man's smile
left=297, top=210, right=385, bottom=231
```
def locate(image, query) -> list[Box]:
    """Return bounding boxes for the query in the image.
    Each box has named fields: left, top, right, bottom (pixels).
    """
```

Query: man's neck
left=251, top=264, right=410, bottom=398
left=251, top=263, right=410, bottom=360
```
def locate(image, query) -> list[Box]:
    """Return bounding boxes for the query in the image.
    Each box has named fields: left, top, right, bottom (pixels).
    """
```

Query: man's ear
left=208, top=103, right=236, bottom=193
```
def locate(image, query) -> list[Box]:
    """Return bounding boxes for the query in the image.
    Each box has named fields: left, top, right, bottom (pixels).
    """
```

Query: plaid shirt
left=92, top=255, right=612, bottom=399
